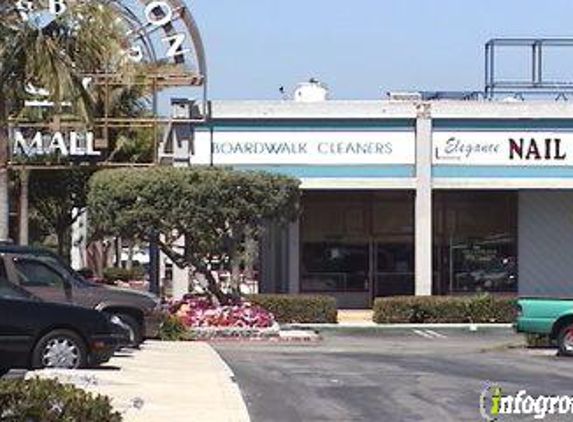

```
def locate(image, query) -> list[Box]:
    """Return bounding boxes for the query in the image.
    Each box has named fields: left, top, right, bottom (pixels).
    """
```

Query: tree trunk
left=158, top=236, right=231, bottom=305
left=18, top=168, right=29, bottom=245
left=229, top=239, right=242, bottom=301
left=57, top=229, right=66, bottom=259
left=201, top=266, right=229, bottom=306
left=86, top=240, right=106, bottom=278
left=0, top=99, right=10, bottom=241
left=56, top=224, right=73, bottom=262
left=115, top=237, right=122, bottom=268
left=244, top=228, right=258, bottom=285
left=179, top=235, right=230, bottom=305
left=230, top=255, right=241, bottom=296
left=126, top=241, right=134, bottom=270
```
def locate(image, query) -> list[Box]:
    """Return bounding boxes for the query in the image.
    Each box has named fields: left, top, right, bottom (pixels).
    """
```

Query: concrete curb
left=202, top=330, right=321, bottom=343
left=282, top=323, right=514, bottom=332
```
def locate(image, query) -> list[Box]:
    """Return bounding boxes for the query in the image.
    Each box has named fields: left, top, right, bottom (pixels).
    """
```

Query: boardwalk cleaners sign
left=434, top=132, right=573, bottom=166
left=194, top=131, right=415, bottom=165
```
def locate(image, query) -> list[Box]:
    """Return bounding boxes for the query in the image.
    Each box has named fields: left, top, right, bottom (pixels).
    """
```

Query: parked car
left=0, top=281, right=124, bottom=376
left=0, top=244, right=162, bottom=347
left=515, top=297, right=573, bottom=356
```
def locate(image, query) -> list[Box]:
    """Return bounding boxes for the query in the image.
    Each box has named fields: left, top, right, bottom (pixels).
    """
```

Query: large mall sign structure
left=9, top=0, right=207, bottom=163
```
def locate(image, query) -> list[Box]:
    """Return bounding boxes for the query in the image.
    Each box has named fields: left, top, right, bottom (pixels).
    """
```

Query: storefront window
left=302, top=242, right=369, bottom=291
left=300, top=191, right=414, bottom=296
left=433, top=191, right=517, bottom=294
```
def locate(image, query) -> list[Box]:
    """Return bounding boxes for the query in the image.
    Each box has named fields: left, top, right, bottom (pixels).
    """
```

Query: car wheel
left=32, top=329, right=87, bottom=369
left=115, top=314, right=143, bottom=347
left=558, top=324, right=573, bottom=357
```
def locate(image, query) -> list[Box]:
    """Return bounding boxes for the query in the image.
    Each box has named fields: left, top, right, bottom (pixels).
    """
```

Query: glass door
left=373, top=239, right=415, bottom=297
left=301, top=242, right=369, bottom=292
left=371, top=193, right=415, bottom=299
left=300, top=191, right=415, bottom=305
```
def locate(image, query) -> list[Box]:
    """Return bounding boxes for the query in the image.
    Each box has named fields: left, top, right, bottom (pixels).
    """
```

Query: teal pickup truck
left=516, top=298, right=573, bottom=356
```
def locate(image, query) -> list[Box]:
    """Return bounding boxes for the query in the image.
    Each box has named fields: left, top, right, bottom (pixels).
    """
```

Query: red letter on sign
left=509, top=138, right=523, bottom=160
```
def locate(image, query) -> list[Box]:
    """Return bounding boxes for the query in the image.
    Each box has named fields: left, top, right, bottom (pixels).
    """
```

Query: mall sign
left=16, top=0, right=191, bottom=62
left=12, top=130, right=100, bottom=157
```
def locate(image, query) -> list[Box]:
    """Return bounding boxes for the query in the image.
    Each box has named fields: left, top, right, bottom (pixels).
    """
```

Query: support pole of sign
left=18, top=168, right=29, bottom=245
left=0, top=99, right=11, bottom=242
left=149, top=232, right=160, bottom=296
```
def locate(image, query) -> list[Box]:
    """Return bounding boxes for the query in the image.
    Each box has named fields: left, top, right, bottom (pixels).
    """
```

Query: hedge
left=248, top=294, right=338, bottom=323
left=373, top=295, right=517, bottom=324
left=159, top=313, right=188, bottom=341
left=0, top=378, right=122, bottom=421
left=102, top=266, right=145, bottom=283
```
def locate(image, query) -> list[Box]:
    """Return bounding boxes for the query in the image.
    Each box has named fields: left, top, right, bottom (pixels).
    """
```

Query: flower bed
left=163, top=296, right=279, bottom=340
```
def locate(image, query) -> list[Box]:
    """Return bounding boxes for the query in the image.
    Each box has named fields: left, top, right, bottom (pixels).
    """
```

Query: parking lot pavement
left=213, top=329, right=573, bottom=422
left=28, top=341, right=251, bottom=422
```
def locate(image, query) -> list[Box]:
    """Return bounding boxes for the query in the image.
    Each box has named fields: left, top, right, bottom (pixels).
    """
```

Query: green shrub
left=102, top=266, right=145, bottom=283
left=373, top=295, right=517, bottom=324
left=248, top=294, right=338, bottom=323
left=159, top=314, right=188, bottom=341
left=0, top=378, right=122, bottom=421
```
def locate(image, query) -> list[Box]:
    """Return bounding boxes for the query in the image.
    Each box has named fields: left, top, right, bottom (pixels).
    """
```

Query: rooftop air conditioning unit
left=388, top=92, right=422, bottom=101
left=293, top=79, right=329, bottom=102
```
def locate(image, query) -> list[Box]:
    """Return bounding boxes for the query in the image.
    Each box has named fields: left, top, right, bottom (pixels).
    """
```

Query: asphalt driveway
left=214, top=329, right=573, bottom=422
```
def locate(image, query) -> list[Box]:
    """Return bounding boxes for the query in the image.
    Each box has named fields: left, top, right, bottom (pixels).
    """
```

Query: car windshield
left=33, top=253, right=92, bottom=287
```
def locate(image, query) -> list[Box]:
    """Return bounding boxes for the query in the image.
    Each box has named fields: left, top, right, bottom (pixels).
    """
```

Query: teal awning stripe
left=230, top=165, right=415, bottom=178
left=434, top=119, right=573, bottom=130
left=434, top=165, right=573, bottom=178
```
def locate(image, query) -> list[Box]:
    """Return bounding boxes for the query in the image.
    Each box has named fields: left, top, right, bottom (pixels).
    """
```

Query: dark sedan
left=0, top=281, right=121, bottom=376
left=0, top=244, right=162, bottom=347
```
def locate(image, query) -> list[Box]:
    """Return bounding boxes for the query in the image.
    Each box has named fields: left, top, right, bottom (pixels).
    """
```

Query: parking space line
left=412, top=329, right=448, bottom=339
left=413, top=329, right=435, bottom=339
left=424, top=329, right=447, bottom=339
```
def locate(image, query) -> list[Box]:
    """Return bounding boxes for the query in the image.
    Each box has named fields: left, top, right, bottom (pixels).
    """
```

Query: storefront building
left=187, top=95, right=573, bottom=308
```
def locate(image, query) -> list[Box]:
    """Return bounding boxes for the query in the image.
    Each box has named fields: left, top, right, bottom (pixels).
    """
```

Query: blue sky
left=191, top=0, right=573, bottom=100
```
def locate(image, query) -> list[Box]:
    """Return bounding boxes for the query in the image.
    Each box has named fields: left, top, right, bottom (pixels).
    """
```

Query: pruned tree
left=88, top=167, right=300, bottom=303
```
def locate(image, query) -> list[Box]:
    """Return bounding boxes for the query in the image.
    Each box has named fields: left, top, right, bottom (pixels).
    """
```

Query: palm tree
left=0, top=2, right=125, bottom=241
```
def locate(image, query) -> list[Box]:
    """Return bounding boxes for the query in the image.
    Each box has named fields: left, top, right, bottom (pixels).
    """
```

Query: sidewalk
left=337, top=309, right=374, bottom=324
left=29, top=341, right=251, bottom=422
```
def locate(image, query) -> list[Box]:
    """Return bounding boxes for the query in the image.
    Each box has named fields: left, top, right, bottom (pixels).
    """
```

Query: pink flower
left=170, top=295, right=275, bottom=328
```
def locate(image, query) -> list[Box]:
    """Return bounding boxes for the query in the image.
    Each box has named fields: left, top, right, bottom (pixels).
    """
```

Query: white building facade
left=180, top=98, right=573, bottom=308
